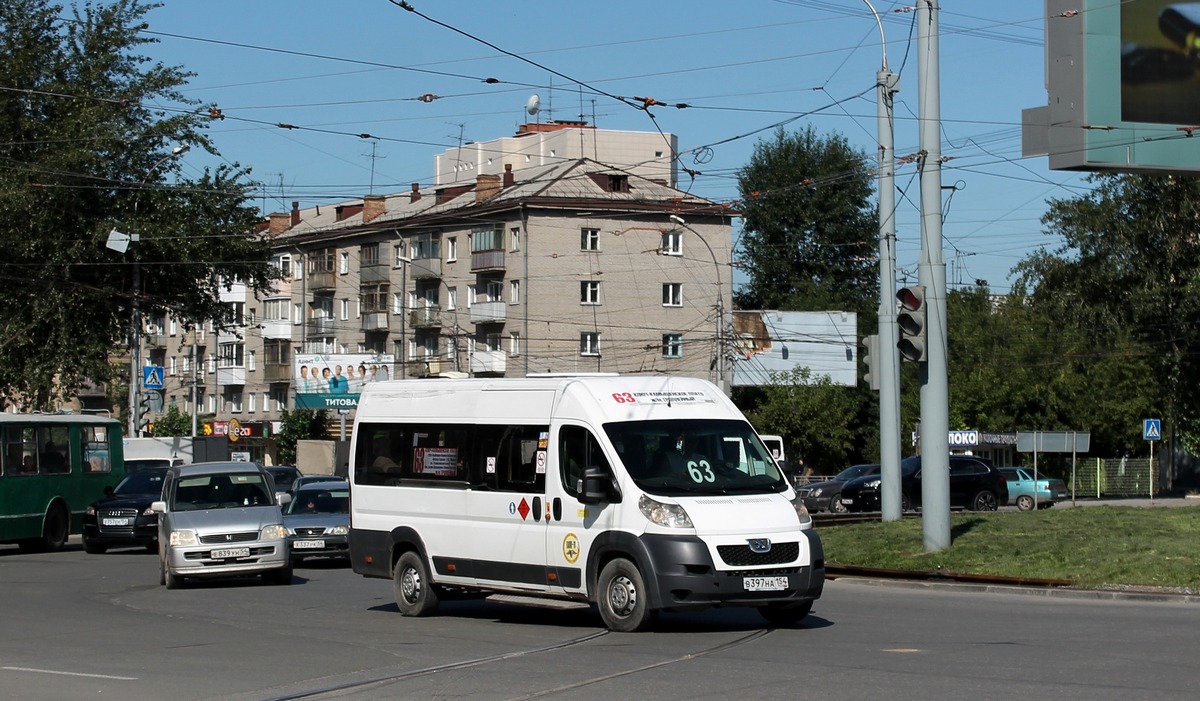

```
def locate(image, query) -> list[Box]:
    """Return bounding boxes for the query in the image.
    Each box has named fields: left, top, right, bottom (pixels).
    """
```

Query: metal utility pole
left=917, top=0, right=950, bottom=551
left=670, top=214, right=726, bottom=393
left=866, top=0, right=903, bottom=523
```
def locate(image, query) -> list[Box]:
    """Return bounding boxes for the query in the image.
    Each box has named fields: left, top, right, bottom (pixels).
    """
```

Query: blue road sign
left=1143, top=419, right=1162, bottom=441
left=143, top=365, right=165, bottom=390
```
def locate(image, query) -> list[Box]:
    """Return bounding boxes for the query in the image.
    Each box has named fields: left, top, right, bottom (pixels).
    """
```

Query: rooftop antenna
left=362, top=139, right=385, bottom=194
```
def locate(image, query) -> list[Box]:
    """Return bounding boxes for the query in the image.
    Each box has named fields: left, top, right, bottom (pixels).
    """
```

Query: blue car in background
left=999, top=467, right=1068, bottom=511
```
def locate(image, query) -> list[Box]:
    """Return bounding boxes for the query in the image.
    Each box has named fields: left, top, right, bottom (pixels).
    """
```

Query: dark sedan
left=838, top=455, right=1009, bottom=513
left=282, top=481, right=351, bottom=565
left=82, top=467, right=168, bottom=553
left=796, top=463, right=880, bottom=513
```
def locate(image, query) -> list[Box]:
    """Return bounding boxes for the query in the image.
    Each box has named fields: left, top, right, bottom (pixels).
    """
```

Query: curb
left=832, top=576, right=1200, bottom=604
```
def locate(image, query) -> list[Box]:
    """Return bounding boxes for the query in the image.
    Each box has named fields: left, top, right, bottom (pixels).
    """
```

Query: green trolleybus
left=0, top=414, right=125, bottom=552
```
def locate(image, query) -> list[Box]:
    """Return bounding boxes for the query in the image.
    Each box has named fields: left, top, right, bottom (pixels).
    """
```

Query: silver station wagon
left=152, top=462, right=293, bottom=588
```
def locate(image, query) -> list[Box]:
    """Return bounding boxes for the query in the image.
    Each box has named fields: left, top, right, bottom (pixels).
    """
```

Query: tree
left=150, top=403, right=190, bottom=437
left=741, top=367, right=858, bottom=472
left=0, top=0, right=277, bottom=410
left=275, top=409, right=329, bottom=466
left=1014, top=173, right=1200, bottom=454
left=735, top=126, right=879, bottom=314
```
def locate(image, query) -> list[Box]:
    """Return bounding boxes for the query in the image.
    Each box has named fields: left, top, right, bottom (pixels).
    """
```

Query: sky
left=130, top=0, right=1088, bottom=294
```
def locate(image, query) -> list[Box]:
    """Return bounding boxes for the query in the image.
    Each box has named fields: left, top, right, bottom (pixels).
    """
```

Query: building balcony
left=361, top=312, right=389, bottom=332
left=409, top=257, right=442, bottom=279
left=144, top=333, right=167, bottom=349
left=216, top=366, right=245, bottom=386
left=409, top=306, right=441, bottom=329
left=469, top=301, right=507, bottom=325
left=262, top=363, right=291, bottom=383
left=308, top=317, right=336, bottom=335
left=360, top=264, right=390, bottom=284
left=308, top=270, right=336, bottom=291
left=260, top=319, right=291, bottom=340
left=470, top=350, right=506, bottom=375
left=470, top=249, right=505, bottom=272
left=406, top=358, right=443, bottom=378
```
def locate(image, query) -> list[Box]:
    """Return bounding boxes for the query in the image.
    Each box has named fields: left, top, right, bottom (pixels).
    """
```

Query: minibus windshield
left=604, top=419, right=788, bottom=496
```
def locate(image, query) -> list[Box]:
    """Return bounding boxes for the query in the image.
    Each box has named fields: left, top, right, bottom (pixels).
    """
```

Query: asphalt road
left=1, top=538, right=1197, bottom=701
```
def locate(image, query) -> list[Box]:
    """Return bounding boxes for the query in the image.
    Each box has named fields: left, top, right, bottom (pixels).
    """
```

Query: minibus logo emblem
left=748, top=538, right=771, bottom=553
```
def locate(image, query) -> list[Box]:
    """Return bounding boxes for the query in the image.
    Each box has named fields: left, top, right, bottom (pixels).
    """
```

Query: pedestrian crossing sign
left=143, top=366, right=165, bottom=390
left=1143, top=419, right=1161, bottom=441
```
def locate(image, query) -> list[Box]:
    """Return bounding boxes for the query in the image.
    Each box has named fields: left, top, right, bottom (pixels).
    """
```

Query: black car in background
left=82, top=467, right=168, bottom=553
left=265, top=465, right=303, bottom=495
left=796, top=463, right=880, bottom=513
left=838, top=455, right=1008, bottom=513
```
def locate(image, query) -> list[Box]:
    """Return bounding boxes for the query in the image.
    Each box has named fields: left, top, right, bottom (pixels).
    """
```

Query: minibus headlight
left=169, top=530, right=198, bottom=547
left=791, top=497, right=814, bottom=529
left=638, top=494, right=693, bottom=528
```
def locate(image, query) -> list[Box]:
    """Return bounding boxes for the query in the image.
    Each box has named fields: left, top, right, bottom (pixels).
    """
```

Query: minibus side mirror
left=578, top=465, right=611, bottom=505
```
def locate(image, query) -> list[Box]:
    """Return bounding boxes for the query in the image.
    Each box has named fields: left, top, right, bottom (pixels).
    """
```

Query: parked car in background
left=82, top=467, right=168, bottom=554
left=289, top=474, right=344, bottom=495
left=999, top=467, right=1068, bottom=511
left=283, top=480, right=351, bottom=565
left=839, top=455, right=1009, bottom=513
left=796, top=463, right=880, bottom=513
left=265, top=465, right=303, bottom=495
left=152, top=462, right=293, bottom=589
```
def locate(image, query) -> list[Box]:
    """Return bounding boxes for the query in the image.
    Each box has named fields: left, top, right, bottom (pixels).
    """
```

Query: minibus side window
left=559, top=426, right=610, bottom=498
left=481, top=425, right=547, bottom=492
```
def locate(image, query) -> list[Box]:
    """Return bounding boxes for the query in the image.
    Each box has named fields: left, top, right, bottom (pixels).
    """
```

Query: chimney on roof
left=267, top=212, right=291, bottom=235
left=290, top=201, right=300, bottom=228
left=475, top=173, right=501, bottom=203
left=410, top=183, right=421, bottom=203
left=503, top=163, right=514, bottom=188
left=363, top=194, right=386, bottom=223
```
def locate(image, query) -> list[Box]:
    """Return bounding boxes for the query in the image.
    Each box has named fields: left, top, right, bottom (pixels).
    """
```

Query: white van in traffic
left=348, top=375, right=823, bottom=631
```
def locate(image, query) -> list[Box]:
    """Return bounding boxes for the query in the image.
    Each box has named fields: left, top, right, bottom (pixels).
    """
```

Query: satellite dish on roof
left=526, top=94, right=541, bottom=116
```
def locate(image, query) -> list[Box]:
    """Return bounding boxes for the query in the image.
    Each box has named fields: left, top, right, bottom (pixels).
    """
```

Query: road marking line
left=2, top=666, right=138, bottom=681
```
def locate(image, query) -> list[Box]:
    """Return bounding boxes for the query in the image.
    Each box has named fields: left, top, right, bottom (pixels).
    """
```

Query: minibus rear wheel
left=597, top=558, right=656, bottom=632
left=394, top=551, right=440, bottom=616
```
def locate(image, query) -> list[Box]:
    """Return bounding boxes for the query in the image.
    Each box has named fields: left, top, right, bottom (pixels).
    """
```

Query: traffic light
left=137, top=392, right=153, bottom=435
left=896, top=285, right=927, bottom=362
left=862, top=333, right=880, bottom=391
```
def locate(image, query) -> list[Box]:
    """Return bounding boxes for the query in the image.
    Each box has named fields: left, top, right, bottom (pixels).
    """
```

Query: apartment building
left=148, top=122, right=735, bottom=427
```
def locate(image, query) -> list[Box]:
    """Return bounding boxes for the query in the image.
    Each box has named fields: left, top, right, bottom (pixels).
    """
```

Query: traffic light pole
left=917, top=0, right=950, bottom=551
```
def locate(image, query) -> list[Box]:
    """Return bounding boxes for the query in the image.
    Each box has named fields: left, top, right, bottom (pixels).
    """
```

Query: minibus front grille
left=717, top=541, right=799, bottom=567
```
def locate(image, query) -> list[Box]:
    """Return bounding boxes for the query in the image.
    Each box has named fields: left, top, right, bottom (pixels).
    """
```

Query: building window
left=227, top=301, right=245, bottom=326
left=229, top=391, right=243, bottom=413
left=485, top=332, right=501, bottom=352
left=248, top=392, right=257, bottom=413
left=271, top=386, right=286, bottom=411
left=470, top=225, right=502, bottom=252
left=272, top=253, right=292, bottom=278
left=581, top=228, right=599, bottom=251
left=168, top=318, right=178, bottom=335
left=412, top=232, right=440, bottom=260
left=580, top=332, right=600, bottom=356
left=663, top=334, right=683, bottom=358
left=360, top=243, right=380, bottom=267
left=447, top=237, right=458, bottom=262
left=339, top=251, right=350, bottom=275
left=168, top=357, right=177, bottom=376
left=341, top=298, right=350, bottom=321
left=509, top=331, right=521, bottom=357
left=447, top=287, right=458, bottom=311
left=392, top=292, right=403, bottom=315
left=394, top=243, right=407, bottom=267
left=467, top=284, right=477, bottom=308
left=581, top=281, right=600, bottom=305
left=263, top=298, right=290, bottom=321
left=510, top=227, right=521, bottom=252
left=662, top=229, right=682, bottom=256
left=248, top=350, right=256, bottom=372
left=309, top=248, right=335, bottom=274
left=218, top=343, right=244, bottom=368
left=662, top=283, right=682, bottom=307
left=292, top=303, right=302, bottom=325
left=362, top=284, right=389, bottom=313
left=486, top=280, right=502, bottom=302
left=510, top=280, right=520, bottom=305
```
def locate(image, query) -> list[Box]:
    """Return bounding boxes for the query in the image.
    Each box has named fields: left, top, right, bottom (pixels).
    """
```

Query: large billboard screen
left=292, top=353, right=394, bottom=409
left=1023, top=0, right=1200, bottom=173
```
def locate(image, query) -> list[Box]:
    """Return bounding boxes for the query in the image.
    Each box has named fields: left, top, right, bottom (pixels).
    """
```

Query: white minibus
left=348, top=375, right=823, bottom=631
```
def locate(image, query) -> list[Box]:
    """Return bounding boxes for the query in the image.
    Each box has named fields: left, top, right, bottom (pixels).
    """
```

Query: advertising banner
left=293, top=353, right=394, bottom=410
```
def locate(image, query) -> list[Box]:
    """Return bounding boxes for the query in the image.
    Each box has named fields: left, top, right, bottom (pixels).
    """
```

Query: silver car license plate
left=211, top=548, right=250, bottom=559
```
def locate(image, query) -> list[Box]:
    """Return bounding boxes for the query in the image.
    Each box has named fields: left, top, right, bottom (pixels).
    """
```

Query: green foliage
left=742, top=366, right=857, bottom=472
left=0, top=0, right=277, bottom=409
left=150, top=403, right=190, bottom=437
left=735, top=126, right=879, bottom=314
left=818, top=506, right=1200, bottom=589
left=275, top=409, right=329, bottom=465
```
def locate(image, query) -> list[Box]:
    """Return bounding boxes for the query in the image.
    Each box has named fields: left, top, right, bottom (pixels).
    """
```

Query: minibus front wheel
left=597, top=558, right=656, bottom=632
left=394, top=551, right=440, bottom=616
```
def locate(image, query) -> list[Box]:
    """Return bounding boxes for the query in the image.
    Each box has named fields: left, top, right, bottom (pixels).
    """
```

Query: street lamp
left=668, top=214, right=727, bottom=392
left=118, top=145, right=190, bottom=437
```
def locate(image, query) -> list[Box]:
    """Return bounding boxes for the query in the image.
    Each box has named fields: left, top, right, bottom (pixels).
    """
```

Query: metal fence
left=1067, top=457, right=1162, bottom=498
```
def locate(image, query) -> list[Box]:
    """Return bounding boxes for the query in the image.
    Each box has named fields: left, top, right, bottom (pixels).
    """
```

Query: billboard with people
left=293, top=354, right=394, bottom=409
